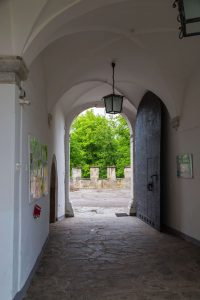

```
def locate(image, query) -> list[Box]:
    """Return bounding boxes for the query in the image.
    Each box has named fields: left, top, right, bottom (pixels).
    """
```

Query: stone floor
left=70, top=189, right=131, bottom=215
left=24, top=190, right=200, bottom=300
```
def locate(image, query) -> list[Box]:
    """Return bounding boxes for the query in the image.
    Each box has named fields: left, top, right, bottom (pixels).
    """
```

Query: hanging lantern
left=173, top=0, right=200, bottom=38
left=103, top=62, right=123, bottom=114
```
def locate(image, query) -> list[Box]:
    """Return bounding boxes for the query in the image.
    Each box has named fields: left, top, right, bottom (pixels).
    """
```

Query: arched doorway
left=67, top=107, right=135, bottom=216
left=135, top=91, right=169, bottom=231
left=50, top=156, right=57, bottom=223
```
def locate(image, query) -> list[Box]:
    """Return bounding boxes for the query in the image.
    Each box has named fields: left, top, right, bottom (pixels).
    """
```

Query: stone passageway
left=24, top=212, right=200, bottom=299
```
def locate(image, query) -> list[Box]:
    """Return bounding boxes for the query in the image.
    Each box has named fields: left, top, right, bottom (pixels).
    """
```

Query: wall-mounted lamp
left=103, top=62, right=123, bottom=114
left=19, top=85, right=30, bottom=105
left=19, top=87, right=26, bottom=99
left=173, top=0, right=200, bottom=38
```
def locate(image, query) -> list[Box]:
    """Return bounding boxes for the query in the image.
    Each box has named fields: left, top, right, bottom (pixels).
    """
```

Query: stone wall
left=70, top=167, right=131, bottom=190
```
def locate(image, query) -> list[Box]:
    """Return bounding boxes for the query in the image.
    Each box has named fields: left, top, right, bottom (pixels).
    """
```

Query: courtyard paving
left=70, top=189, right=131, bottom=215
left=24, top=189, right=200, bottom=300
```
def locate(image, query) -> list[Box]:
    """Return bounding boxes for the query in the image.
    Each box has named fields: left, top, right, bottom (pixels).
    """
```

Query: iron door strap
left=151, top=174, right=158, bottom=180
left=147, top=174, right=158, bottom=191
left=147, top=182, right=153, bottom=191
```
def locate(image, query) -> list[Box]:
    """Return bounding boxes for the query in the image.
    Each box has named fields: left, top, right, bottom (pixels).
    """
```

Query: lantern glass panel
left=113, top=95, right=123, bottom=113
left=183, top=0, right=200, bottom=20
left=104, top=95, right=113, bottom=113
left=186, top=21, right=200, bottom=35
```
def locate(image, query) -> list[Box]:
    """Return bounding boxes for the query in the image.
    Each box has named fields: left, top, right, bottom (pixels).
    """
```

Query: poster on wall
left=29, top=135, right=48, bottom=201
left=176, top=154, right=193, bottom=179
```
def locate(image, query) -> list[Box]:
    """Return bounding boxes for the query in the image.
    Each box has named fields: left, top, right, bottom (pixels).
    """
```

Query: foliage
left=70, top=109, right=130, bottom=178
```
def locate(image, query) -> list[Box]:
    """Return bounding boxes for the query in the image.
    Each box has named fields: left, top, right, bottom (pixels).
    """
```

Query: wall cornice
left=0, top=56, right=28, bottom=85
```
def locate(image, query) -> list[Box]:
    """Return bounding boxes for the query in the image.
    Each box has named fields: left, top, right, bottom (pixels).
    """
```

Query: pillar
left=90, top=167, right=99, bottom=181
left=65, top=130, right=74, bottom=217
left=124, top=166, right=131, bottom=179
left=0, top=56, right=28, bottom=299
left=72, top=167, right=82, bottom=180
left=107, top=166, right=116, bottom=180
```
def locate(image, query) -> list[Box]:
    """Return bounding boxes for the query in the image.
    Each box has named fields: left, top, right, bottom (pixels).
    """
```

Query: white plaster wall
left=12, top=85, right=21, bottom=296
left=0, top=56, right=66, bottom=299
left=164, top=71, right=200, bottom=241
left=0, top=80, right=48, bottom=300
left=0, top=85, right=16, bottom=300
left=49, top=102, right=66, bottom=219
left=18, top=57, right=49, bottom=292
left=0, top=1, right=13, bottom=54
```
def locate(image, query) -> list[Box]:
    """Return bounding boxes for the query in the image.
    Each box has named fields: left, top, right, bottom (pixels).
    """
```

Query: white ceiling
left=20, top=0, right=200, bottom=118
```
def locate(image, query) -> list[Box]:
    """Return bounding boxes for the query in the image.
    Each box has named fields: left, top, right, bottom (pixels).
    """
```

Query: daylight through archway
left=69, top=108, right=133, bottom=217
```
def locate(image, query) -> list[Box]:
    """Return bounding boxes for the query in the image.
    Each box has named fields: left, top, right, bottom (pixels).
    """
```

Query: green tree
left=113, top=115, right=131, bottom=177
left=70, top=109, right=130, bottom=178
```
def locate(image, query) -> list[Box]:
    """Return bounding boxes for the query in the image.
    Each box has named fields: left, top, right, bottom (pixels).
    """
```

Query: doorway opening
left=69, top=108, right=134, bottom=217
left=50, top=155, right=58, bottom=223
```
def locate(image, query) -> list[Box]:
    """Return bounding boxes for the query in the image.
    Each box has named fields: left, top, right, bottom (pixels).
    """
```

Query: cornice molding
left=0, top=56, right=28, bottom=85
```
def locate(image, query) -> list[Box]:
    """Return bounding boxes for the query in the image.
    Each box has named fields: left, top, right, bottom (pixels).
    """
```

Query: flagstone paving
left=24, top=212, right=200, bottom=300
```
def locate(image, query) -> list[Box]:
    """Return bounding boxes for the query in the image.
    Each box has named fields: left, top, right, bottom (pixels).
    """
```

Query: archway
left=67, top=107, right=135, bottom=216
left=50, top=155, right=58, bottom=223
left=63, top=90, right=137, bottom=217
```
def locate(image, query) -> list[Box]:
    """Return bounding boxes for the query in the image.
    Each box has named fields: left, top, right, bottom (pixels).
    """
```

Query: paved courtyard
left=24, top=189, right=200, bottom=300
left=70, top=189, right=132, bottom=215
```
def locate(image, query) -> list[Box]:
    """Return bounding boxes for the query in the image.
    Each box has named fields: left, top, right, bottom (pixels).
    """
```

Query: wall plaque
left=176, top=154, right=193, bottom=179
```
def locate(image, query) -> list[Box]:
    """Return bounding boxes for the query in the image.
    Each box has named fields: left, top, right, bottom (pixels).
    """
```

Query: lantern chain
left=112, top=62, right=115, bottom=94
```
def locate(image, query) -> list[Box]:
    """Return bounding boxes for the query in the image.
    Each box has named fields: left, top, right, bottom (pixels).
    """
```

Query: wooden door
left=50, top=160, right=56, bottom=223
left=135, top=92, right=162, bottom=230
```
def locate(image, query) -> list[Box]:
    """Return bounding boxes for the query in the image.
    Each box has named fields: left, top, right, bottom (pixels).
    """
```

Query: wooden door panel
left=50, top=162, right=56, bottom=223
left=135, top=92, right=162, bottom=230
left=147, top=157, right=160, bottom=228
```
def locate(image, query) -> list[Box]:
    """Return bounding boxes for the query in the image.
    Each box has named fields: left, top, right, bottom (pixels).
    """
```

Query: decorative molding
left=0, top=56, right=28, bottom=85
left=171, top=116, right=180, bottom=130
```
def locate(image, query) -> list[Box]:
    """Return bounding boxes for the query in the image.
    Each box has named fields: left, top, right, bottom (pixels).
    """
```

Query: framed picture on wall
left=29, top=135, right=48, bottom=202
left=176, top=154, right=193, bottom=179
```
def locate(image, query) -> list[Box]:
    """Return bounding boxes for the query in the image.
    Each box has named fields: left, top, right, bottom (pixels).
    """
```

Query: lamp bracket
left=173, top=0, right=178, bottom=8
left=111, top=61, right=116, bottom=94
left=19, top=99, right=30, bottom=105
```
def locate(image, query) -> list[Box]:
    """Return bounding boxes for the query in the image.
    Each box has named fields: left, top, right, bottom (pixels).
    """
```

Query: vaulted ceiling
left=2, top=0, right=200, bottom=118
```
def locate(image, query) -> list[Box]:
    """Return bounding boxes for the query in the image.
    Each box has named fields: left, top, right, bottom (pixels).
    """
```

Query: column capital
left=0, top=56, right=28, bottom=85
